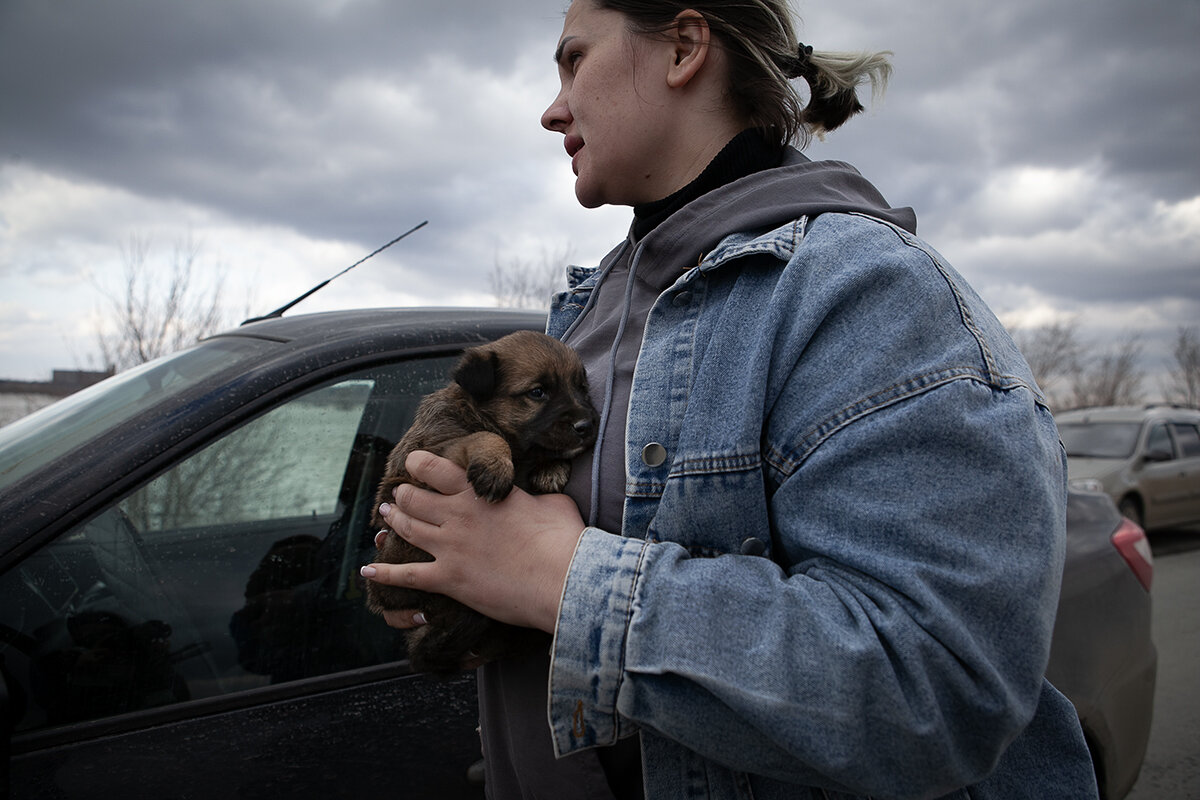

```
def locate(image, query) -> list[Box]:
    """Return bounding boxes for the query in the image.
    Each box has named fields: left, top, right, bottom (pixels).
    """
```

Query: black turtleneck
left=631, top=128, right=785, bottom=241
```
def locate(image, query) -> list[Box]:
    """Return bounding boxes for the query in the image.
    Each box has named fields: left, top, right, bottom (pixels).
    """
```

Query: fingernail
left=360, top=565, right=377, bottom=578
left=375, top=530, right=388, bottom=547
left=413, top=612, right=427, bottom=625
left=379, top=502, right=392, bottom=516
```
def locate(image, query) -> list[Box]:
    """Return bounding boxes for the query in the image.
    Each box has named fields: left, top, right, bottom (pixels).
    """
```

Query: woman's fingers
left=378, top=495, right=442, bottom=543
left=405, top=449, right=472, bottom=495
left=379, top=451, right=473, bottom=533
left=361, top=561, right=433, bottom=591
left=380, top=608, right=427, bottom=630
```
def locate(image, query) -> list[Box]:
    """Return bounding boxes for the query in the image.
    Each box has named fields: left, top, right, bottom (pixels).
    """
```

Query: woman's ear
left=666, top=9, right=711, bottom=89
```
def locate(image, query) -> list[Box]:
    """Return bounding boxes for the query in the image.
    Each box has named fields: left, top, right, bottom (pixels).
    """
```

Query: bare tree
left=1011, top=318, right=1081, bottom=410
left=490, top=244, right=573, bottom=310
left=92, top=234, right=233, bottom=371
left=1162, top=325, right=1200, bottom=407
left=1069, top=332, right=1144, bottom=409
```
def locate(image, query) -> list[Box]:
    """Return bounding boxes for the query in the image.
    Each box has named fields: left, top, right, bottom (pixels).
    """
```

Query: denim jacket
left=544, top=210, right=1098, bottom=799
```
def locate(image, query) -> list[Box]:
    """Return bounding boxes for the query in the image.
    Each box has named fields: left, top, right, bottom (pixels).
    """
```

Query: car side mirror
left=1142, top=448, right=1173, bottom=464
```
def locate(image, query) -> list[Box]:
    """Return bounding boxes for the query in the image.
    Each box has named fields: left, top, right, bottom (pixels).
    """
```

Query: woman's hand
left=360, top=450, right=587, bottom=634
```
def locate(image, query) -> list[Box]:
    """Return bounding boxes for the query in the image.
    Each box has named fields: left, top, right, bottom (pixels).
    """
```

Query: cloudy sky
left=1, top=0, right=1197, bottom=397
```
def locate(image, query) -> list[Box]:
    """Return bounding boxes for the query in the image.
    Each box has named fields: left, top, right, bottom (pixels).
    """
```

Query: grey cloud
left=0, top=0, right=565, bottom=248
left=808, top=0, right=1199, bottom=213
left=1, top=0, right=1196, bottom=382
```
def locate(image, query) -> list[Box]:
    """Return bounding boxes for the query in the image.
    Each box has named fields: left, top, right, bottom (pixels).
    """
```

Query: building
left=0, top=368, right=115, bottom=427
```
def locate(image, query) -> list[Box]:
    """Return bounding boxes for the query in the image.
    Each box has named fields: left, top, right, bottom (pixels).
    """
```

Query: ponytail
left=787, top=45, right=892, bottom=139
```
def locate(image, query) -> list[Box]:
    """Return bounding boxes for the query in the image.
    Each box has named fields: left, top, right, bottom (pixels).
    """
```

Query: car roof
left=1056, top=405, right=1200, bottom=424
left=226, top=306, right=545, bottom=345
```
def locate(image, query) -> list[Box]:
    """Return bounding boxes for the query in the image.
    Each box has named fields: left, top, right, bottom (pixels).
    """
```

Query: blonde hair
left=593, top=0, right=890, bottom=146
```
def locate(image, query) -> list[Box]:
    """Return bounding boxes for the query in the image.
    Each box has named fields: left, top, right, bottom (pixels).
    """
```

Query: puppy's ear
left=454, top=349, right=500, bottom=401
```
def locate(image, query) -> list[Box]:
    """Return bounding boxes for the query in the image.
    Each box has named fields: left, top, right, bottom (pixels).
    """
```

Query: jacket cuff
left=548, top=527, right=647, bottom=757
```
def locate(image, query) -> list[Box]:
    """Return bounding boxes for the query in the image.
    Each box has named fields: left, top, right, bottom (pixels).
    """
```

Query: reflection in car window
left=122, top=380, right=374, bottom=530
left=1058, top=422, right=1142, bottom=459
left=1145, top=424, right=1173, bottom=460
left=1173, top=423, right=1200, bottom=458
left=0, top=355, right=456, bottom=734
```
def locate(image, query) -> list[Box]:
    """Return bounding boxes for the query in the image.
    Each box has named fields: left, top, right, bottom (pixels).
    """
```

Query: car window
left=0, top=354, right=457, bottom=734
left=1058, top=422, right=1141, bottom=458
left=122, top=380, right=374, bottom=530
left=1145, top=423, right=1174, bottom=459
left=1172, top=423, right=1200, bottom=458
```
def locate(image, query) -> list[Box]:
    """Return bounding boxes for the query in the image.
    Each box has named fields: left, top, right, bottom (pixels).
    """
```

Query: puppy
left=366, top=330, right=597, bottom=674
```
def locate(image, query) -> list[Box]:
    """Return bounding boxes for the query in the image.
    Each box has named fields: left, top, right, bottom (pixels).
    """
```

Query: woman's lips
left=564, top=135, right=584, bottom=174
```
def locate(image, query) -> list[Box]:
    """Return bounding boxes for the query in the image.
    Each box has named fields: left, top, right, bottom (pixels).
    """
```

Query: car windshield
left=0, top=337, right=267, bottom=488
left=1058, top=422, right=1142, bottom=459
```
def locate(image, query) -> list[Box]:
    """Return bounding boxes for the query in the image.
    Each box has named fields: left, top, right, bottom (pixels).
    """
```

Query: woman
left=362, top=1, right=1099, bottom=797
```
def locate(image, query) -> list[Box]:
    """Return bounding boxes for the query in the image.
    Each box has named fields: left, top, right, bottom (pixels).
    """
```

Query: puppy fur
left=366, top=330, right=597, bottom=674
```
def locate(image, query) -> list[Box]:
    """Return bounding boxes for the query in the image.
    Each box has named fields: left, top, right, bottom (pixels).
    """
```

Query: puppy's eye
left=527, top=387, right=547, bottom=401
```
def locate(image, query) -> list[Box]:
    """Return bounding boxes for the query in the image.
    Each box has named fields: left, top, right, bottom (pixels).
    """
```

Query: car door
left=1136, top=422, right=1185, bottom=529
left=1, top=355, right=487, bottom=797
left=1164, top=422, right=1200, bottom=526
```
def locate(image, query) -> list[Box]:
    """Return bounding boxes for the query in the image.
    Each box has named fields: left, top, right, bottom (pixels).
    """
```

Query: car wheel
left=1118, top=496, right=1144, bottom=529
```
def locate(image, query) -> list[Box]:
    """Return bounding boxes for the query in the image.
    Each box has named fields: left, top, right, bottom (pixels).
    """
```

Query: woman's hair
left=591, top=0, right=891, bottom=146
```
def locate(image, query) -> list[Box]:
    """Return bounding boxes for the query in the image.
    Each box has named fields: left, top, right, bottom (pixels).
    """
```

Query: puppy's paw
left=527, top=461, right=571, bottom=494
left=467, top=460, right=515, bottom=502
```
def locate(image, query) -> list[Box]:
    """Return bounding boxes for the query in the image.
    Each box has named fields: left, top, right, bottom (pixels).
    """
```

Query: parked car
left=1057, top=405, right=1200, bottom=531
left=0, top=309, right=1155, bottom=798
left=1046, top=489, right=1156, bottom=800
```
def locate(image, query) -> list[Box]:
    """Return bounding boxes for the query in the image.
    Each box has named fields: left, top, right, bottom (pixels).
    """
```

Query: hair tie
left=792, top=42, right=818, bottom=83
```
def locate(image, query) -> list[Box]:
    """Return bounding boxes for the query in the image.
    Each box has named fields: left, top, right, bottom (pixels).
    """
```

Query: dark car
left=0, top=309, right=1156, bottom=798
left=1046, top=489, right=1156, bottom=800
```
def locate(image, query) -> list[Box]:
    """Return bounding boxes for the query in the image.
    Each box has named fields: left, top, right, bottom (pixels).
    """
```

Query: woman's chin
left=573, top=181, right=607, bottom=209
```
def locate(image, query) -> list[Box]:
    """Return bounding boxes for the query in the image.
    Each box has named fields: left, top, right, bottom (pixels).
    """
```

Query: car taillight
left=1111, top=517, right=1153, bottom=591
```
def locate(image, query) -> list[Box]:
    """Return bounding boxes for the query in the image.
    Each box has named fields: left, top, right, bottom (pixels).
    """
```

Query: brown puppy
left=366, top=330, right=597, bottom=674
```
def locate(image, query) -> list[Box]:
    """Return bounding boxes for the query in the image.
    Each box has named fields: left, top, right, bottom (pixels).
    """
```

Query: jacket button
left=641, top=442, right=667, bottom=467
left=740, top=537, right=767, bottom=557
left=673, top=290, right=692, bottom=306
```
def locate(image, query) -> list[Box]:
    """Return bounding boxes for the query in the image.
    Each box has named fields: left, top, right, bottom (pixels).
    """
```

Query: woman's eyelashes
left=559, top=48, right=583, bottom=75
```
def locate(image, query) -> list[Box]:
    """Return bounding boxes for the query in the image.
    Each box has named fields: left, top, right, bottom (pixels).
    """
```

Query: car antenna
left=241, top=220, right=429, bottom=325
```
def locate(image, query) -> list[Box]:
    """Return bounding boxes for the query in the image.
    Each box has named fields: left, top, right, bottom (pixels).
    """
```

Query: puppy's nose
left=573, top=418, right=593, bottom=437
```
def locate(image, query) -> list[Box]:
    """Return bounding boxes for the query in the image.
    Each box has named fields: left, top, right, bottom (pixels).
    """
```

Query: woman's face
left=541, top=1, right=680, bottom=208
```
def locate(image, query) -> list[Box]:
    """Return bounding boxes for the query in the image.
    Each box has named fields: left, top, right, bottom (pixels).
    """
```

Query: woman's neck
left=632, top=128, right=784, bottom=240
